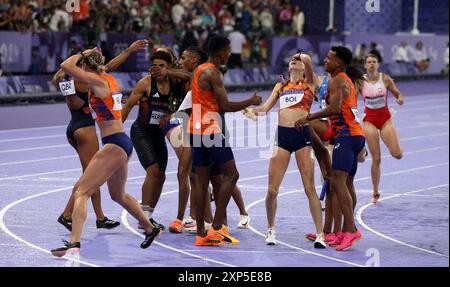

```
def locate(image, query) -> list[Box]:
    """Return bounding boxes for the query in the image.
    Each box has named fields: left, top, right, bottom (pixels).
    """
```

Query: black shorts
left=131, top=121, right=168, bottom=171
left=66, top=113, right=95, bottom=150
left=275, top=126, right=312, bottom=154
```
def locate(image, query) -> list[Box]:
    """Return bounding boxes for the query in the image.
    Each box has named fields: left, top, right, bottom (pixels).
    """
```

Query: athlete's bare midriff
left=279, top=107, right=308, bottom=128
left=97, top=120, right=125, bottom=138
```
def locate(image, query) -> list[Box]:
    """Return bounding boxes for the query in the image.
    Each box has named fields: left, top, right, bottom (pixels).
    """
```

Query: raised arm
left=122, top=76, right=150, bottom=122
left=300, top=53, right=316, bottom=86
left=252, top=82, right=282, bottom=115
left=149, top=66, right=192, bottom=82
left=52, top=68, right=66, bottom=85
left=60, top=50, right=106, bottom=88
left=384, top=74, right=404, bottom=105
left=204, top=68, right=261, bottom=112
left=105, top=39, right=148, bottom=72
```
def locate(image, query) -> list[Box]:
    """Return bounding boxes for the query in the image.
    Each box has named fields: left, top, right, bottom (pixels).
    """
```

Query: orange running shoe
left=195, top=235, right=221, bottom=246
left=217, top=226, right=240, bottom=244
left=169, top=219, right=183, bottom=233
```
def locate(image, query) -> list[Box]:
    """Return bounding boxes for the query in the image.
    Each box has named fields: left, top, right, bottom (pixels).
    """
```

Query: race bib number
left=59, top=80, right=76, bottom=96
left=112, top=92, right=123, bottom=111
left=279, top=93, right=304, bottom=109
left=365, top=95, right=386, bottom=110
left=150, top=110, right=168, bottom=125
left=351, top=107, right=361, bottom=124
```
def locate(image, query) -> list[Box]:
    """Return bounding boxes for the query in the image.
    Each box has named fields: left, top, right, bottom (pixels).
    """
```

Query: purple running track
left=0, top=80, right=448, bottom=267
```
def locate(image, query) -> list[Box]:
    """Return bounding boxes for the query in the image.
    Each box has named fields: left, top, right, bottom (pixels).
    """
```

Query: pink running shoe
left=328, top=232, right=345, bottom=246
left=324, top=232, right=336, bottom=243
left=305, top=233, right=317, bottom=241
left=336, top=231, right=362, bottom=251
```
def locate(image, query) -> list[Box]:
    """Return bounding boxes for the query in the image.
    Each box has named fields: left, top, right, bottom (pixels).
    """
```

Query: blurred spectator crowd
left=0, top=0, right=307, bottom=67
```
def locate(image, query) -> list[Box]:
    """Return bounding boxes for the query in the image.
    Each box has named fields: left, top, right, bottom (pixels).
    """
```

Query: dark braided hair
left=184, top=46, right=208, bottom=65
left=331, top=46, right=366, bottom=87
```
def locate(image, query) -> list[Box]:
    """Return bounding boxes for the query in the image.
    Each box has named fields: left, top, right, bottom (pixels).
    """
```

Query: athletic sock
left=141, top=205, right=154, bottom=219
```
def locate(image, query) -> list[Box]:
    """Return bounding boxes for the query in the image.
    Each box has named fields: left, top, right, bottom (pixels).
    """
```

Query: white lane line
left=356, top=184, right=449, bottom=258
left=120, top=192, right=237, bottom=268
left=0, top=186, right=99, bottom=267
left=1, top=161, right=447, bottom=266
left=3, top=144, right=447, bottom=183
left=1, top=102, right=448, bottom=143
left=0, top=155, right=78, bottom=167
left=0, top=186, right=236, bottom=267
left=0, top=125, right=67, bottom=134
left=0, top=92, right=447, bottom=134
left=0, top=144, right=70, bottom=154
left=240, top=158, right=449, bottom=183
left=245, top=188, right=365, bottom=267
left=401, top=133, right=449, bottom=142
left=245, top=163, right=449, bottom=261
left=0, top=168, right=82, bottom=181
left=0, top=134, right=65, bottom=143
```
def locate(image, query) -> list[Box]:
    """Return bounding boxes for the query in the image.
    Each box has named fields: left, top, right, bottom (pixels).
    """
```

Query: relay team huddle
left=49, top=34, right=404, bottom=258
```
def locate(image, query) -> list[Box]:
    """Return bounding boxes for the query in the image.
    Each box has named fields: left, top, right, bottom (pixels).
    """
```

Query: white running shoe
left=184, top=222, right=211, bottom=234
left=237, top=214, right=250, bottom=229
left=183, top=216, right=195, bottom=228
left=314, top=233, right=327, bottom=249
left=265, top=228, right=276, bottom=245
left=208, top=184, right=214, bottom=202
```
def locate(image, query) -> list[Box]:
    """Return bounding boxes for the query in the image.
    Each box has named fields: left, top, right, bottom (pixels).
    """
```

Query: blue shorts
left=192, top=134, right=234, bottom=170
left=102, top=132, right=134, bottom=158
left=162, top=118, right=182, bottom=136
left=332, top=135, right=365, bottom=176
left=275, top=126, right=312, bottom=154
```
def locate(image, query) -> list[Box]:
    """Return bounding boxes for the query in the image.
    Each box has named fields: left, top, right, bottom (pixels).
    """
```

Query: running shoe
left=325, top=232, right=337, bottom=242
left=306, top=232, right=336, bottom=243
left=96, top=216, right=120, bottom=229
left=313, top=233, right=327, bottom=249
left=336, top=230, right=362, bottom=251
left=372, top=193, right=380, bottom=204
left=217, top=226, right=240, bottom=244
left=51, top=239, right=80, bottom=257
left=265, top=228, right=276, bottom=245
left=140, top=227, right=162, bottom=249
left=195, top=235, right=221, bottom=246
left=305, top=233, right=316, bottom=241
left=206, top=226, right=224, bottom=243
left=185, top=222, right=211, bottom=234
left=237, top=214, right=250, bottom=229
left=169, top=219, right=183, bottom=233
left=209, top=184, right=214, bottom=202
left=150, top=218, right=165, bottom=231
left=138, top=218, right=165, bottom=230
left=328, top=232, right=345, bottom=246
left=183, top=216, right=195, bottom=228
left=57, top=214, right=72, bottom=232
